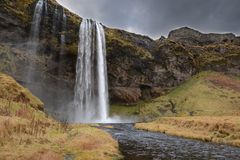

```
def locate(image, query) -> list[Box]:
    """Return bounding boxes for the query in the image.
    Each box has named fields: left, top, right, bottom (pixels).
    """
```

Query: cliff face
left=167, top=27, right=240, bottom=75
left=0, top=0, right=240, bottom=113
left=168, top=27, right=237, bottom=46
left=106, top=27, right=240, bottom=104
left=0, top=0, right=81, bottom=113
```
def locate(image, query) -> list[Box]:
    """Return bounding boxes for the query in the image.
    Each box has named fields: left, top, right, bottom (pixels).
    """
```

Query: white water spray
left=60, top=11, right=67, bottom=55
left=74, top=19, right=109, bottom=123
left=28, top=0, right=44, bottom=54
left=44, top=0, right=48, bottom=15
left=26, top=0, right=46, bottom=83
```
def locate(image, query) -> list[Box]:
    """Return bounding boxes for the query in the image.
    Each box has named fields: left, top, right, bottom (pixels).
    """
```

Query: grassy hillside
left=140, top=71, right=240, bottom=118
left=0, top=73, right=43, bottom=110
left=0, top=73, right=122, bottom=160
left=136, top=71, right=240, bottom=147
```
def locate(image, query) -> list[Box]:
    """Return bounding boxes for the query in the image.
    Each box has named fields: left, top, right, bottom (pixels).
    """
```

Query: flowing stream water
left=74, top=19, right=109, bottom=123
left=102, top=124, right=240, bottom=160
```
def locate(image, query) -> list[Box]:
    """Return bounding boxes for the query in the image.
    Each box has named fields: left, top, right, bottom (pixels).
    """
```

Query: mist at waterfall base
left=26, top=1, right=138, bottom=124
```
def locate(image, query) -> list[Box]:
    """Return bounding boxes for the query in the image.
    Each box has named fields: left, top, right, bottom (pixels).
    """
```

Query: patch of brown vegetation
left=0, top=112, right=121, bottom=160
left=69, top=134, right=101, bottom=151
left=28, top=150, right=62, bottom=160
left=206, top=74, right=240, bottom=92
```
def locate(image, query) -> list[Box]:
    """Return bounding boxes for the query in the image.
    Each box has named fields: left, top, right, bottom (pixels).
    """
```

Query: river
left=101, top=124, right=240, bottom=160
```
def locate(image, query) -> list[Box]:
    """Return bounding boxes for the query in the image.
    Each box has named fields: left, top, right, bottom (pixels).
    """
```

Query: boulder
left=110, top=87, right=142, bottom=104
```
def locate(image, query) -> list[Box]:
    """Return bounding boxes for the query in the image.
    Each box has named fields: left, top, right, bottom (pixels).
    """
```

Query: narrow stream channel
left=101, top=124, right=240, bottom=160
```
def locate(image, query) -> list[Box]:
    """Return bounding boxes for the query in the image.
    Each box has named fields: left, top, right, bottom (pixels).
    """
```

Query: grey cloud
left=57, top=0, right=240, bottom=39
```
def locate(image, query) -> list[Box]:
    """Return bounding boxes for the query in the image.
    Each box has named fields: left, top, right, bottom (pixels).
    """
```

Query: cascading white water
left=28, top=0, right=44, bottom=54
left=96, top=22, right=109, bottom=121
left=60, top=11, right=67, bottom=55
left=44, top=0, right=48, bottom=15
left=74, top=19, right=109, bottom=123
left=26, top=0, right=46, bottom=83
left=52, top=6, right=59, bottom=35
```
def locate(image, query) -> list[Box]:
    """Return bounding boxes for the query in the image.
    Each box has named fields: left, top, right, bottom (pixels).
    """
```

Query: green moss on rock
left=106, top=28, right=153, bottom=60
left=1, top=0, right=36, bottom=24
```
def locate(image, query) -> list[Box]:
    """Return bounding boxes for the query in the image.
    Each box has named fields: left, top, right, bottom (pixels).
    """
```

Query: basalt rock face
left=0, top=1, right=239, bottom=110
left=105, top=28, right=158, bottom=103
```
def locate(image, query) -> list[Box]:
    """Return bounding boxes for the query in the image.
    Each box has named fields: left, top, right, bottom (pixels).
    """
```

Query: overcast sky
left=56, top=0, right=240, bottom=39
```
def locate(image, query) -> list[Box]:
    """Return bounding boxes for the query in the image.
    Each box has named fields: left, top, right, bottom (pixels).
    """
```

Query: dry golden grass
left=136, top=116, right=240, bottom=147
left=64, top=126, right=121, bottom=160
left=103, top=125, right=115, bottom=129
left=0, top=105, right=121, bottom=160
left=0, top=73, right=43, bottom=110
left=0, top=73, right=122, bottom=160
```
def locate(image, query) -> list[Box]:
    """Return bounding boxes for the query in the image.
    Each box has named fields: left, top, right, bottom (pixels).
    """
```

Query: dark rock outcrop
left=110, top=87, right=142, bottom=104
left=168, top=27, right=236, bottom=46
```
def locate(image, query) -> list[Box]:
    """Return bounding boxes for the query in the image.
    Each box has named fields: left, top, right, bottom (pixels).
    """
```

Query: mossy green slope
left=140, top=71, right=240, bottom=118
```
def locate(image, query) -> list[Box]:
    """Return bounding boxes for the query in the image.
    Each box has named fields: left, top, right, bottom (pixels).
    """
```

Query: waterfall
left=25, top=0, right=46, bottom=83
left=74, top=19, right=109, bottom=123
left=60, top=11, right=67, bottom=55
left=44, top=0, right=48, bottom=15
left=52, top=6, right=58, bottom=35
left=28, top=0, right=45, bottom=54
